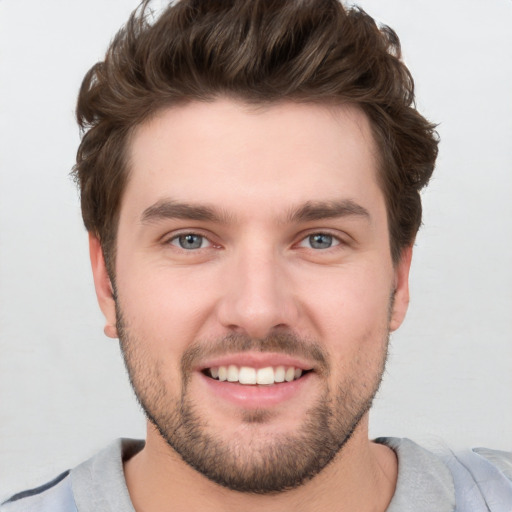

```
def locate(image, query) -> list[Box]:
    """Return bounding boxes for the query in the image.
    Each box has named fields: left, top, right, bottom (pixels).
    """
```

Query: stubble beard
left=116, top=306, right=389, bottom=494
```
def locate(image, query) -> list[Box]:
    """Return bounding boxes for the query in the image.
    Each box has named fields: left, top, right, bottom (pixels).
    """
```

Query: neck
left=124, top=418, right=397, bottom=512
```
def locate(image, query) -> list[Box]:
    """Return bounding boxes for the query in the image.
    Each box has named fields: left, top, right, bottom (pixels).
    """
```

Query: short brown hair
left=73, top=0, right=438, bottom=270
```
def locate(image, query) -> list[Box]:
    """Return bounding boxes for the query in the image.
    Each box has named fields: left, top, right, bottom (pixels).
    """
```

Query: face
left=91, top=99, right=411, bottom=493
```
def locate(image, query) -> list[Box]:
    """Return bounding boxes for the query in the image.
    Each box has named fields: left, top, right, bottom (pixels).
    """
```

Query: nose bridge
left=218, top=239, right=297, bottom=338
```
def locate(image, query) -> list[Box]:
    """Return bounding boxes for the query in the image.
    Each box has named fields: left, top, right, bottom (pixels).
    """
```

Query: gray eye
left=176, top=234, right=205, bottom=250
left=308, top=233, right=334, bottom=249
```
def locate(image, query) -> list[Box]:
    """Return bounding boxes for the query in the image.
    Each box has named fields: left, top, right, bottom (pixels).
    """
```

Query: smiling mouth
left=202, top=365, right=312, bottom=385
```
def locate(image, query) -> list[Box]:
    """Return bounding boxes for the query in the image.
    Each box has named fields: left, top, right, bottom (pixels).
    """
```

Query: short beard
left=117, top=306, right=389, bottom=494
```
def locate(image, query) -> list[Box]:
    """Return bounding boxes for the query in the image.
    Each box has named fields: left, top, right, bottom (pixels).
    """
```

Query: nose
left=216, top=246, right=300, bottom=339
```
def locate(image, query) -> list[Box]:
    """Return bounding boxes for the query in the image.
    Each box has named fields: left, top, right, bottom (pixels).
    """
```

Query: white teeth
left=274, top=366, right=285, bottom=383
left=208, top=365, right=306, bottom=385
left=227, top=365, right=239, bottom=382
left=218, top=366, right=227, bottom=382
left=256, top=366, right=274, bottom=385
left=239, top=366, right=257, bottom=384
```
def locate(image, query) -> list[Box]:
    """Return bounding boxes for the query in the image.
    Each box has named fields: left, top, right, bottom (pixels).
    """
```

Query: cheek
left=300, top=264, right=393, bottom=360
left=116, top=260, right=222, bottom=344
left=322, top=297, right=390, bottom=394
left=304, top=263, right=393, bottom=324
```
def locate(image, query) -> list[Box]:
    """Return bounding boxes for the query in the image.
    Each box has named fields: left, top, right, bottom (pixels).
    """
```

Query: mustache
left=181, top=331, right=329, bottom=376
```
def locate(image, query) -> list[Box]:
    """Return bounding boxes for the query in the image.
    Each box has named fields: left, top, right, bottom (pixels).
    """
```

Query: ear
left=389, top=245, right=413, bottom=332
left=89, top=233, right=118, bottom=338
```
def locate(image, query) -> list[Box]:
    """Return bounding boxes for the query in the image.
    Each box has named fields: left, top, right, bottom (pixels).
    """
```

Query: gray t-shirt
left=2, top=437, right=512, bottom=511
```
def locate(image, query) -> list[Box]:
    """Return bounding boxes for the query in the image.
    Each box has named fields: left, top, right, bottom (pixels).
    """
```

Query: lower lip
left=198, top=371, right=313, bottom=409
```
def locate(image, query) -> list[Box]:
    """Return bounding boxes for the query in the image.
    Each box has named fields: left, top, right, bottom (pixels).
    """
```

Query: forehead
left=122, top=99, right=382, bottom=221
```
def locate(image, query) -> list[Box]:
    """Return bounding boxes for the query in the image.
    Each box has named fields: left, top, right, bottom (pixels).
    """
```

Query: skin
left=90, top=99, right=412, bottom=511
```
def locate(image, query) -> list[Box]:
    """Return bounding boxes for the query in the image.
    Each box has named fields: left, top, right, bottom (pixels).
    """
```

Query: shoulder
left=70, top=438, right=142, bottom=511
left=376, top=437, right=512, bottom=512
left=1, top=438, right=143, bottom=512
left=375, top=437, right=456, bottom=512
left=444, top=446, right=512, bottom=511
left=1, top=471, right=76, bottom=512
left=473, top=447, right=512, bottom=480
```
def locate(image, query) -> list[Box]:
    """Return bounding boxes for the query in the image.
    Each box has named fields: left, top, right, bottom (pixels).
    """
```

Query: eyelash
left=165, top=231, right=345, bottom=251
left=297, top=232, right=342, bottom=250
left=167, top=232, right=214, bottom=250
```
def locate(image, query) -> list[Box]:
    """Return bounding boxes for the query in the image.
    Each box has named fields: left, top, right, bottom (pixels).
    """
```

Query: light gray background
left=1, top=0, right=511, bottom=500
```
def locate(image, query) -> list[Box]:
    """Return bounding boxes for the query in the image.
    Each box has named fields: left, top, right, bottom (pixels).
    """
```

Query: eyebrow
left=141, top=198, right=370, bottom=225
left=286, top=199, right=371, bottom=223
left=141, top=200, right=232, bottom=224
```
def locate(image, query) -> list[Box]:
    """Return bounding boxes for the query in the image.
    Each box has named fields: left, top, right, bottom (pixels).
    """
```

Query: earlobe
left=89, top=233, right=118, bottom=339
left=389, top=246, right=413, bottom=332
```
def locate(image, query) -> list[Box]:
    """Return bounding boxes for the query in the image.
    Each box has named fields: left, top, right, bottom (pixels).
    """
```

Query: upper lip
left=197, top=352, right=315, bottom=372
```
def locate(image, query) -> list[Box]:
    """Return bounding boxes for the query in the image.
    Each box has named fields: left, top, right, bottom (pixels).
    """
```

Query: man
left=2, top=0, right=511, bottom=511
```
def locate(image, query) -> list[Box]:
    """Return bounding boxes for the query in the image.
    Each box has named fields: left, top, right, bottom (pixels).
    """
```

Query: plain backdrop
left=0, top=0, right=511, bottom=500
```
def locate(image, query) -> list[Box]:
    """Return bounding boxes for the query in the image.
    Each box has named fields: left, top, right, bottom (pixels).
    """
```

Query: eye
left=169, top=233, right=211, bottom=250
left=299, top=233, right=340, bottom=250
